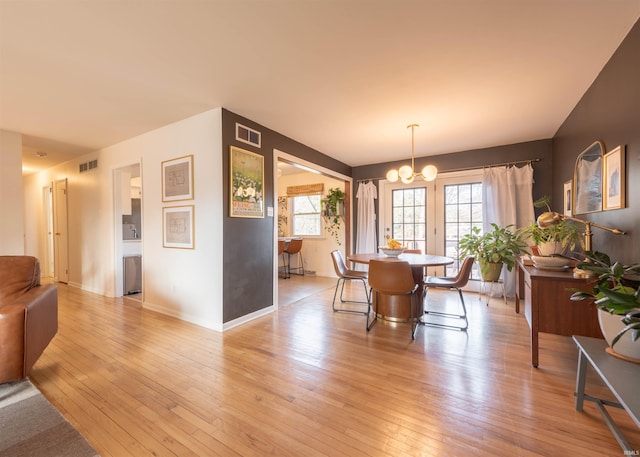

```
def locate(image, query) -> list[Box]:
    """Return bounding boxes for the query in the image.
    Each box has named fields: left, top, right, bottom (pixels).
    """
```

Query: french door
left=379, top=169, right=483, bottom=280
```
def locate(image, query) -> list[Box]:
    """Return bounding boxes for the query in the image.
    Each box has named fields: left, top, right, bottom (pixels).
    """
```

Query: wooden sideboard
left=515, top=259, right=603, bottom=367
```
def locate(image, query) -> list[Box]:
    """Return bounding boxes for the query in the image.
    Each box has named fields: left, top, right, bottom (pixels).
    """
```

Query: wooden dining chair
left=419, top=256, right=475, bottom=331
left=367, top=259, right=420, bottom=339
left=330, top=250, right=370, bottom=314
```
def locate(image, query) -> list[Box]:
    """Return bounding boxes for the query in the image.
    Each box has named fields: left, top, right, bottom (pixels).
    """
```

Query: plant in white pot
left=458, top=223, right=528, bottom=281
left=570, top=251, right=640, bottom=362
left=521, top=196, right=583, bottom=256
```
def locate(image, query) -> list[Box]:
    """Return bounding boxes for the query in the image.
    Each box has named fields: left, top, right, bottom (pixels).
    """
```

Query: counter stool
left=278, top=239, right=289, bottom=279
left=284, top=238, right=304, bottom=276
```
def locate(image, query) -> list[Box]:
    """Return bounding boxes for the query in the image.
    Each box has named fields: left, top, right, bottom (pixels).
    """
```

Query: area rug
left=0, top=379, right=99, bottom=457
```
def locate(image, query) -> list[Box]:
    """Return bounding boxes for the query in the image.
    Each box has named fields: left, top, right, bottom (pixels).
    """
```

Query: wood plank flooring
left=29, top=277, right=639, bottom=456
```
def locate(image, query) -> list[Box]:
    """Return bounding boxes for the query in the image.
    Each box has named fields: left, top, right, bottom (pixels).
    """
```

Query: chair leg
left=411, top=294, right=417, bottom=340
left=333, top=278, right=370, bottom=314
left=366, top=289, right=378, bottom=331
left=421, top=287, right=469, bottom=331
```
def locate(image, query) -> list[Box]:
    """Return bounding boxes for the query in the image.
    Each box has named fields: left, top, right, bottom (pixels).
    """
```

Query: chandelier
left=386, top=124, right=438, bottom=183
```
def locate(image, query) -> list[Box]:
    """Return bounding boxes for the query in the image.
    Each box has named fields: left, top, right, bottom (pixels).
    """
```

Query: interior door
left=53, top=178, right=69, bottom=283
left=41, top=184, right=55, bottom=277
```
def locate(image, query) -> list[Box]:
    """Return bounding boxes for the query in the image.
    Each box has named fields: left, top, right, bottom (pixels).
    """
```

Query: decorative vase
left=598, top=309, right=640, bottom=363
left=479, top=260, right=502, bottom=282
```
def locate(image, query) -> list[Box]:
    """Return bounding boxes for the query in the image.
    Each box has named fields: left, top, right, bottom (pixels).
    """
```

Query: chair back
left=285, top=238, right=303, bottom=254
left=277, top=240, right=285, bottom=255
left=330, top=250, right=348, bottom=277
left=368, top=259, right=415, bottom=295
left=404, top=249, right=422, bottom=254
left=449, top=256, right=475, bottom=288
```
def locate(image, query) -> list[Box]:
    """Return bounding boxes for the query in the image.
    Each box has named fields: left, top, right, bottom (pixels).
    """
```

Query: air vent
left=235, top=123, right=261, bottom=148
left=79, top=159, right=98, bottom=173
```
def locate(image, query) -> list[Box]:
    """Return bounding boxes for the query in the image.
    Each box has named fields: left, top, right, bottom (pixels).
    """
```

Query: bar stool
left=277, top=239, right=289, bottom=279
left=284, top=238, right=304, bottom=276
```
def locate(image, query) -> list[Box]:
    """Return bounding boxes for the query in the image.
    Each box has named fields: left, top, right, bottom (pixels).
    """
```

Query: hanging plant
left=321, top=188, right=345, bottom=245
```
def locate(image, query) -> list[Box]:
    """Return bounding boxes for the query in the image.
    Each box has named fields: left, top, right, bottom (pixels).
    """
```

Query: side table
left=573, top=335, right=640, bottom=452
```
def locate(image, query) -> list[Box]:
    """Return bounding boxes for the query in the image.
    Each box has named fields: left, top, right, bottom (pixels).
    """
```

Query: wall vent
left=79, top=159, right=98, bottom=173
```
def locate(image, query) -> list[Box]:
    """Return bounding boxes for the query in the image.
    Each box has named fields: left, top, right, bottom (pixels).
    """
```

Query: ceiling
left=2, top=1, right=639, bottom=175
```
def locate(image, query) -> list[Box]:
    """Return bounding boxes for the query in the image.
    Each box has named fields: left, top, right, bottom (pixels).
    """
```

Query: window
left=391, top=187, right=426, bottom=252
left=291, top=195, right=321, bottom=236
left=444, top=182, right=482, bottom=277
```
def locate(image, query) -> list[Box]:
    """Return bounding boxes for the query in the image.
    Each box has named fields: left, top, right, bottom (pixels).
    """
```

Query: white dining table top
left=347, top=252, right=453, bottom=267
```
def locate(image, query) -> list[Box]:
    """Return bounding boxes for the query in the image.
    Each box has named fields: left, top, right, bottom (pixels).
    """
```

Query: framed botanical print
left=603, top=145, right=625, bottom=210
left=230, top=146, right=264, bottom=218
left=563, top=180, right=572, bottom=217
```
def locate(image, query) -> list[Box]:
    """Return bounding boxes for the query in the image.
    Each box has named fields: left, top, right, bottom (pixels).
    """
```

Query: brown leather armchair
left=0, top=256, right=58, bottom=383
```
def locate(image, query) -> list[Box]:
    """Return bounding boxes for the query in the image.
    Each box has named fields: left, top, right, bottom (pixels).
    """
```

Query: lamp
left=537, top=211, right=626, bottom=277
left=386, top=124, right=438, bottom=183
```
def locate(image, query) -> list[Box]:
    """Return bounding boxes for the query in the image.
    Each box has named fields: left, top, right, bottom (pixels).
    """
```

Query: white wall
left=23, top=108, right=224, bottom=330
left=0, top=130, right=24, bottom=254
left=278, top=171, right=344, bottom=277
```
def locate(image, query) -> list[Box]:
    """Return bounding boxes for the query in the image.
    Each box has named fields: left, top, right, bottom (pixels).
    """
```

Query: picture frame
left=162, top=155, right=193, bottom=202
left=603, top=145, right=625, bottom=210
left=235, top=123, right=262, bottom=148
left=573, top=141, right=604, bottom=214
left=230, top=146, right=264, bottom=218
left=163, top=205, right=194, bottom=249
left=563, top=180, right=572, bottom=217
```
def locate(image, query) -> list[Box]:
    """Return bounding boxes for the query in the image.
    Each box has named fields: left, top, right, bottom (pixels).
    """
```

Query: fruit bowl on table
left=379, top=246, right=405, bottom=257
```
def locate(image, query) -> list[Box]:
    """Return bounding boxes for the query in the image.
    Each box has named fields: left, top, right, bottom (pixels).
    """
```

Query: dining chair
left=404, top=249, right=422, bottom=254
left=277, top=240, right=289, bottom=279
left=330, top=250, right=370, bottom=314
left=284, top=238, right=304, bottom=276
left=367, top=259, right=420, bottom=339
left=419, top=256, right=475, bottom=331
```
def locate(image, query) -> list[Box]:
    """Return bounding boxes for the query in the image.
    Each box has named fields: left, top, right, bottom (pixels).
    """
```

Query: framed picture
left=563, top=180, right=572, bottom=216
left=573, top=141, right=604, bottom=214
left=603, top=145, right=625, bottom=210
left=235, top=123, right=261, bottom=148
left=162, top=155, right=193, bottom=202
left=230, top=146, right=264, bottom=218
left=163, top=205, right=194, bottom=249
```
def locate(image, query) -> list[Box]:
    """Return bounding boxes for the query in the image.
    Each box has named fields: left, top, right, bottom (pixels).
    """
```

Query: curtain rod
left=356, top=157, right=542, bottom=183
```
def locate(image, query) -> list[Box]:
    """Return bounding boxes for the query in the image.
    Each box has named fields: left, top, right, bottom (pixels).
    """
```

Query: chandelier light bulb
left=421, top=164, right=438, bottom=181
left=398, top=165, right=413, bottom=179
left=401, top=175, right=415, bottom=184
left=386, top=169, right=399, bottom=182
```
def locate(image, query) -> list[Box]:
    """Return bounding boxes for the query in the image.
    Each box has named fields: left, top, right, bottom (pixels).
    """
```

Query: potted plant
left=570, top=251, right=640, bottom=361
left=458, top=223, right=528, bottom=281
left=521, top=196, right=582, bottom=256
left=321, top=187, right=345, bottom=245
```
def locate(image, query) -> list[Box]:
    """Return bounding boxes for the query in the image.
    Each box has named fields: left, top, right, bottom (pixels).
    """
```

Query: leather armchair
left=0, top=256, right=58, bottom=383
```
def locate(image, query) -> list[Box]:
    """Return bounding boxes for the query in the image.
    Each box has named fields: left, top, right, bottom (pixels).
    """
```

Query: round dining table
left=348, top=253, right=454, bottom=321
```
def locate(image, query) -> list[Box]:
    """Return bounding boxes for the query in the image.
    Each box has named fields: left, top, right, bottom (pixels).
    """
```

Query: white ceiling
left=2, top=1, right=639, bottom=175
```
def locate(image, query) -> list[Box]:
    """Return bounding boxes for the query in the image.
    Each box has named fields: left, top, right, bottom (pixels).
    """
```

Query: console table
left=573, top=336, right=640, bottom=452
left=515, top=259, right=602, bottom=367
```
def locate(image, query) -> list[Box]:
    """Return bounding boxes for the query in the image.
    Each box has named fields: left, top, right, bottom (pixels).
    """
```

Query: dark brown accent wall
left=221, top=109, right=351, bottom=322
left=552, top=19, right=640, bottom=263
left=352, top=139, right=553, bottom=245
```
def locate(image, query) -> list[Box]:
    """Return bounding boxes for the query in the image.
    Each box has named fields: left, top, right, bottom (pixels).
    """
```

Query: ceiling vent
left=79, top=159, right=98, bottom=173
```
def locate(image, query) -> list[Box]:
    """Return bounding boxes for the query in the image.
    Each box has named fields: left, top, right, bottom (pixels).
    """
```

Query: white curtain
left=356, top=181, right=377, bottom=270
left=482, top=164, right=535, bottom=297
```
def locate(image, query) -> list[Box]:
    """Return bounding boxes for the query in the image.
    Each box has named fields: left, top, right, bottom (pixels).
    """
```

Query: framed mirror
left=573, top=141, right=604, bottom=214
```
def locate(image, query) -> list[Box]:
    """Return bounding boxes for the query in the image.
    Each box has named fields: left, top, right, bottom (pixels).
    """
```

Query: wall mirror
left=573, top=140, right=604, bottom=214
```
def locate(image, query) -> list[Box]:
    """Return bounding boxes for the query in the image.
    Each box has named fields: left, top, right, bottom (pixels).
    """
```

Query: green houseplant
left=570, top=251, right=640, bottom=357
left=458, top=223, right=528, bottom=281
left=521, top=196, right=582, bottom=255
left=321, top=187, right=345, bottom=245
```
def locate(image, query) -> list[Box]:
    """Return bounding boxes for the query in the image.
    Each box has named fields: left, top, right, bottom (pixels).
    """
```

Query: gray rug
left=0, top=379, right=99, bottom=457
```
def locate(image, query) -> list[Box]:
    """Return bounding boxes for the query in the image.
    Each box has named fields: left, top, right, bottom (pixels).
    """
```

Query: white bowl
left=379, top=246, right=405, bottom=257
left=531, top=255, right=571, bottom=268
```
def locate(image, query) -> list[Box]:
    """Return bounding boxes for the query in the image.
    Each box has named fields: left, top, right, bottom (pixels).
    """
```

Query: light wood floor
left=29, top=277, right=639, bottom=456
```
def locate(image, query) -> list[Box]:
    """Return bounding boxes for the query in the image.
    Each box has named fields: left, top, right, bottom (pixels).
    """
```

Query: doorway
left=273, top=150, right=352, bottom=309
left=41, top=184, right=54, bottom=278
left=114, top=163, right=143, bottom=300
